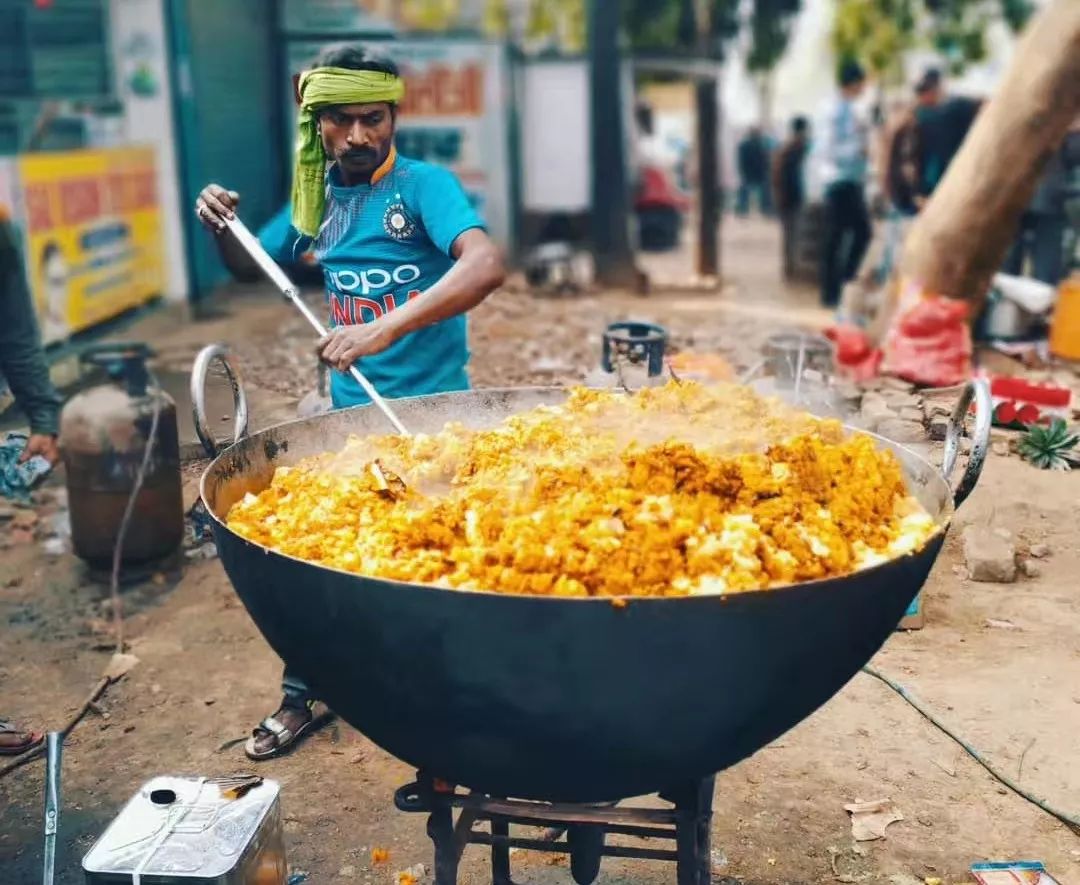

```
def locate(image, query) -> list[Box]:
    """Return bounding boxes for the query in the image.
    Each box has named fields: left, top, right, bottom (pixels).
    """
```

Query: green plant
left=832, top=0, right=1035, bottom=85
left=1017, top=419, right=1079, bottom=471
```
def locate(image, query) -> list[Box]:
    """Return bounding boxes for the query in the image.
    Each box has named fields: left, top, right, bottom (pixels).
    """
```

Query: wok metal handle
left=941, top=378, right=992, bottom=509
left=191, top=344, right=250, bottom=458
left=222, top=216, right=410, bottom=436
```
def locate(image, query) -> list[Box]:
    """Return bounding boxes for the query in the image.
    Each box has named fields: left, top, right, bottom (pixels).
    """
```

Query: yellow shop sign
left=18, top=146, right=165, bottom=344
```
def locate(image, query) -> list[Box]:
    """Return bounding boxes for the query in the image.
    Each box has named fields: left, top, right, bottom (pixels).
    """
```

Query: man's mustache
left=341, top=148, right=377, bottom=163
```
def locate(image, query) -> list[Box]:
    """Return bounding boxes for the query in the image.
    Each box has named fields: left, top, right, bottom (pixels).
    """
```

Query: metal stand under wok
left=395, top=773, right=717, bottom=885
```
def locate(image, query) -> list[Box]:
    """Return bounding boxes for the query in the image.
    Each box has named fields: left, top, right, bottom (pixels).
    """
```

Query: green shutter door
left=168, top=0, right=282, bottom=301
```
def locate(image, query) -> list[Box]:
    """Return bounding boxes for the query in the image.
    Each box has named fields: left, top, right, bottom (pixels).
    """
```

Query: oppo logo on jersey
left=327, top=264, right=424, bottom=326
left=328, top=264, right=421, bottom=296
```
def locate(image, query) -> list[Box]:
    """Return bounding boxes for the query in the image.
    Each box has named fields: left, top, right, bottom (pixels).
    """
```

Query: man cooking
left=195, top=44, right=505, bottom=760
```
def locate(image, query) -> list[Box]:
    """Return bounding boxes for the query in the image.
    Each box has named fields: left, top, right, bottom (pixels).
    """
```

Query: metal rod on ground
left=222, top=217, right=410, bottom=436
left=42, top=732, right=62, bottom=885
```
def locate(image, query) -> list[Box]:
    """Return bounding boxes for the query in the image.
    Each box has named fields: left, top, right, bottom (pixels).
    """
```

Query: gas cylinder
left=59, top=344, right=183, bottom=569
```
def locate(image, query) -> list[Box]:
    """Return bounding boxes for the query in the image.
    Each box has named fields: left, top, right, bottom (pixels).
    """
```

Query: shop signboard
left=280, top=0, right=397, bottom=36
left=285, top=38, right=513, bottom=248
left=16, top=146, right=165, bottom=344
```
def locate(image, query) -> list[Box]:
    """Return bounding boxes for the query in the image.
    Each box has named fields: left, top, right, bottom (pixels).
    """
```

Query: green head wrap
left=292, top=66, right=405, bottom=236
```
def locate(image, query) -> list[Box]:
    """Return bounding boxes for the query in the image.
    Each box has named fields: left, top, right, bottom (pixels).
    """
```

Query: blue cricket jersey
left=259, top=151, right=485, bottom=408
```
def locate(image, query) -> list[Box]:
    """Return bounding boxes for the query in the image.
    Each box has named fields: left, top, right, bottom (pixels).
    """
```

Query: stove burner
left=601, top=322, right=669, bottom=378
left=394, top=772, right=717, bottom=885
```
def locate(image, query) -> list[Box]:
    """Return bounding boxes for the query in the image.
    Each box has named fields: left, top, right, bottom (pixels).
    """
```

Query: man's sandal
left=244, top=709, right=316, bottom=761
left=0, top=720, right=45, bottom=756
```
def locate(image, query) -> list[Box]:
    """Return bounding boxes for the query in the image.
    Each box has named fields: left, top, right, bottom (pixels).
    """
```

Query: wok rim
left=199, top=386, right=955, bottom=604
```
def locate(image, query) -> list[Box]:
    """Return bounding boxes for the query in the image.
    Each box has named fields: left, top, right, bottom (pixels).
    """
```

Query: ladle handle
left=942, top=378, right=992, bottom=509
left=223, top=217, right=410, bottom=436
left=191, top=344, right=250, bottom=458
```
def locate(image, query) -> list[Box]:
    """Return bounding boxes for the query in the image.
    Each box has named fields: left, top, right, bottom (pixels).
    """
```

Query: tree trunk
left=898, top=0, right=1080, bottom=315
left=693, top=0, right=720, bottom=280
left=587, top=0, right=640, bottom=288
left=758, top=72, right=774, bottom=131
left=696, top=76, right=721, bottom=279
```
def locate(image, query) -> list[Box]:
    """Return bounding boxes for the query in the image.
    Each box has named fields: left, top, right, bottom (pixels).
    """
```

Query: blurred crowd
left=731, top=63, right=1080, bottom=311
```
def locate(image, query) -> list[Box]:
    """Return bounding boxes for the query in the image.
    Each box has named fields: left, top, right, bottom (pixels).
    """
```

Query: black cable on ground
left=862, top=665, right=1080, bottom=834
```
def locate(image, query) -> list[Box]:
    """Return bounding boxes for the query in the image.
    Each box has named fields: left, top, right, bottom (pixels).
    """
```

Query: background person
left=912, top=67, right=982, bottom=205
left=1003, top=125, right=1080, bottom=286
left=772, top=116, right=810, bottom=280
left=736, top=126, right=772, bottom=216
left=815, top=60, right=872, bottom=308
left=0, top=190, right=62, bottom=759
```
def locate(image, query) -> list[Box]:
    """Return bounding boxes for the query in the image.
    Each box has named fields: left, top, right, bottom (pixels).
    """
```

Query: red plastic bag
left=826, top=324, right=883, bottom=382
left=635, top=165, right=691, bottom=211
left=882, top=288, right=972, bottom=386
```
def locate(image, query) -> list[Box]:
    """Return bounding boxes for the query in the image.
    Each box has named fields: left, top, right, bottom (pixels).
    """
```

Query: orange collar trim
left=371, top=146, right=397, bottom=186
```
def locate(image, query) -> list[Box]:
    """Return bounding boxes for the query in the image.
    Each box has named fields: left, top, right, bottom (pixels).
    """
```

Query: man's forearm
left=0, top=245, right=62, bottom=434
left=388, top=239, right=504, bottom=339
left=1, top=349, right=62, bottom=435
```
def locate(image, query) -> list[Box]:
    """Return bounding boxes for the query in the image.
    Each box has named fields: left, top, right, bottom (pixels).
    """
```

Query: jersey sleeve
left=415, top=166, right=486, bottom=257
left=257, top=204, right=311, bottom=264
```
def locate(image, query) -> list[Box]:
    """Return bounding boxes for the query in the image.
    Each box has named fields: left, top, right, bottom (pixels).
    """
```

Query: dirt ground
left=2, top=220, right=1079, bottom=885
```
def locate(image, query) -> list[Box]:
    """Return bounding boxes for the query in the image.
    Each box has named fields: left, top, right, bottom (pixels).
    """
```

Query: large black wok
left=195, top=352, right=990, bottom=803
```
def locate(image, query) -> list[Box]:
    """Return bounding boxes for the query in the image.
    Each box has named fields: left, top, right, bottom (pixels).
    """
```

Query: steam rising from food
left=226, top=382, right=937, bottom=597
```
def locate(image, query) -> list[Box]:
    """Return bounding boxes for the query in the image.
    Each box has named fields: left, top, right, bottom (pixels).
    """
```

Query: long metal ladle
left=223, top=216, right=410, bottom=436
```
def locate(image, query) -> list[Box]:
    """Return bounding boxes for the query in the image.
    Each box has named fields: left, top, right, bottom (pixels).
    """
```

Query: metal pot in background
left=742, top=332, right=845, bottom=418
left=980, top=289, right=1044, bottom=341
left=978, top=273, right=1056, bottom=342
left=982, top=295, right=1041, bottom=340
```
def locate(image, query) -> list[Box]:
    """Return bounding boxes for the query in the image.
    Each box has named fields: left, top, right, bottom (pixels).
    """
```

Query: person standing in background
left=912, top=68, right=981, bottom=205
left=815, top=60, right=871, bottom=308
left=772, top=116, right=810, bottom=280
left=736, top=127, right=771, bottom=216
left=881, top=102, right=920, bottom=218
left=0, top=204, right=62, bottom=466
left=1003, top=125, right=1080, bottom=286
left=0, top=192, right=62, bottom=759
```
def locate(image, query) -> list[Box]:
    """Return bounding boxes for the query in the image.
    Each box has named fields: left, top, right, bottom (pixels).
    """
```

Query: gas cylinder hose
left=108, top=367, right=163, bottom=652
left=862, top=665, right=1080, bottom=834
